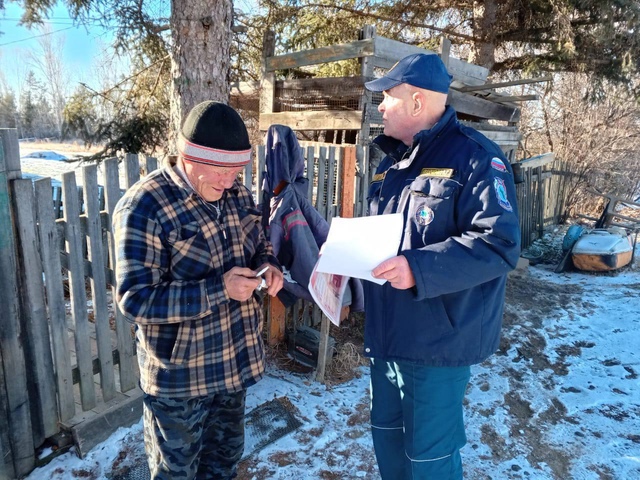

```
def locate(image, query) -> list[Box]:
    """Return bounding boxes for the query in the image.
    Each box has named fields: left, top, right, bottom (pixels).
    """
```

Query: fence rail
left=0, top=126, right=556, bottom=478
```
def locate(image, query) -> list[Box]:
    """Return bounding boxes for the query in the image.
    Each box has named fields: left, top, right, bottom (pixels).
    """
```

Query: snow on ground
left=25, top=237, right=640, bottom=480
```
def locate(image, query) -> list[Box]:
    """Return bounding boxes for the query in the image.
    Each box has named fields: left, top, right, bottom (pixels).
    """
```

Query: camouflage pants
left=142, top=390, right=246, bottom=480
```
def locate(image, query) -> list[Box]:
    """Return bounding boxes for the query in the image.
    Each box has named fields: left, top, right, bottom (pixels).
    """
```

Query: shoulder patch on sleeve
left=493, top=178, right=513, bottom=212
left=490, top=157, right=508, bottom=173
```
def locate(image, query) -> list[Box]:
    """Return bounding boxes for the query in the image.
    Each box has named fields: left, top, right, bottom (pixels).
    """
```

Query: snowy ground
left=24, top=232, right=640, bottom=480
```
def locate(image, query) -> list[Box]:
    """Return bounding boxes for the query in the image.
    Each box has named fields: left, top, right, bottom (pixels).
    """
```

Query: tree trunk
left=169, top=0, right=233, bottom=148
left=471, top=0, right=499, bottom=71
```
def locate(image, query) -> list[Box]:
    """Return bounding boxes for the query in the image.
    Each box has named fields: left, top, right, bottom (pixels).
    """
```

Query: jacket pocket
left=142, top=322, right=192, bottom=366
left=167, top=222, right=212, bottom=279
left=407, top=177, right=461, bottom=246
left=169, top=322, right=193, bottom=365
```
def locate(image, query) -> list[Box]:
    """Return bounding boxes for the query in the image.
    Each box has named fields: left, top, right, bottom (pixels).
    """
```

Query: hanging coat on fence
left=262, top=124, right=364, bottom=312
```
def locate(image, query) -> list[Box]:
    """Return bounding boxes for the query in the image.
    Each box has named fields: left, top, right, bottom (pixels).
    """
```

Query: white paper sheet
left=314, top=213, right=403, bottom=285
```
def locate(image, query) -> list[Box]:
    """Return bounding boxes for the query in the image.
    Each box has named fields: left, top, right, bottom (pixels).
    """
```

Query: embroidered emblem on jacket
left=415, top=206, right=435, bottom=226
left=372, top=172, right=387, bottom=182
left=491, top=157, right=508, bottom=172
left=419, top=168, right=454, bottom=178
left=493, top=178, right=513, bottom=212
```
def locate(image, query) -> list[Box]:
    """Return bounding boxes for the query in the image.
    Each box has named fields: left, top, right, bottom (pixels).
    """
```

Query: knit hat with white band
left=177, top=101, right=252, bottom=167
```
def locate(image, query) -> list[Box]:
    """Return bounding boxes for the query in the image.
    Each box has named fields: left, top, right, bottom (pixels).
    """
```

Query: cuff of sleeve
left=206, top=275, right=230, bottom=306
left=402, top=251, right=428, bottom=301
left=255, top=254, right=282, bottom=272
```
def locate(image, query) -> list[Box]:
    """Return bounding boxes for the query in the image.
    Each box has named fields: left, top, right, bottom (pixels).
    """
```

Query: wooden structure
left=257, top=26, right=534, bottom=159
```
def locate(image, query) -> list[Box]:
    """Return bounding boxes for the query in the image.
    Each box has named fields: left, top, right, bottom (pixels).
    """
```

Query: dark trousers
left=370, top=359, right=471, bottom=479
left=142, top=390, right=246, bottom=480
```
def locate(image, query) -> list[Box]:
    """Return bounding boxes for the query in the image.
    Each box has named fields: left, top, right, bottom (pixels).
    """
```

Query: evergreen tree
left=0, top=91, right=18, bottom=129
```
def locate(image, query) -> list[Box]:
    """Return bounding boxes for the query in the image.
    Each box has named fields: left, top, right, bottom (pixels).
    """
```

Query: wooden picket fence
left=0, top=125, right=560, bottom=478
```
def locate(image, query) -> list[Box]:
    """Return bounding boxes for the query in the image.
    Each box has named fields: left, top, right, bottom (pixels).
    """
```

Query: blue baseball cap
left=365, top=53, right=452, bottom=94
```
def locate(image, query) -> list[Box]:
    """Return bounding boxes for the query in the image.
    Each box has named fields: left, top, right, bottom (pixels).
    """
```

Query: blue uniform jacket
left=263, top=124, right=364, bottom=311
left=364, top=106, right=521, bottom=366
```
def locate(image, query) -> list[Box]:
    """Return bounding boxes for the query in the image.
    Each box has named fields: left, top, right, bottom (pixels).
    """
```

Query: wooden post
left=266, top=296, right=287, bottom=346
left=340, top=146, right=357, bottom=218
left=0, top=130, right=35, bottom=477
left=314, top=314, right=332, bottom=383
left=358, top=25, right=376, bottom=145
left=259, top=30, right=276, bottom=128
left=440, top=37, right=452, bottom=67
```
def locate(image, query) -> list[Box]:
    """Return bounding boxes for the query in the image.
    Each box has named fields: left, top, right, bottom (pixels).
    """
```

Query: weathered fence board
left=266, top=38, right=375, bottom=71
left=0, top=134, right=35, bottom=478
left=12, top=179, right=58, bottom=443
left=34, top=178, right=76, bottom=422
left=62, top=172, right=97, bottom=410
left=104, top=158, right=137, bottom=393
left=82, top=165, right=116, bottom=402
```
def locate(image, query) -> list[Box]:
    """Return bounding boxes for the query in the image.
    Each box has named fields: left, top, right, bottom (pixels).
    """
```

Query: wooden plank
left=266, top=38, right=375, bottom=71
left=260, top=30, right=276, bottom=115
left=0, top=130, right=21, bottom=180
left=356, top=27, right=376, bottom=145
left=259, top=110, right=363, bottom=131
left=144, top=156, right=158, bottom=175
left=278, top=76, right=366, bottom=91
left=34, top=179, right=76, bottom=422
left=326, top=147, right=337, bottom=224
left=341, top=146, right=357, bottom=218
left=12, top=179, right=59, bottom=442
left=306, top=146, right=315, bottom=203
left=104, top=158, right=137, bottom=393
left=64, top=387, right=143, bottom=459
left=256, top=145, right=266, bottom=201
left=0, top=133, right=35, bottom=477
left=123, top=153, right=140, bottom=189
left=518, top=153, right=555, bottom=169
left=373, top=36, right=489, bottom=86
left=316, top=147, right=328, bottom=216
left=267, top=296, right=287, bottom=346
left=82, top=165, right=116, bottom=402
left=458, top=76, right=552, bottom=93
left=440, top=37, right=451, bottom=68
left=62, top=172, right=97, bottom=410
left=477, top=129, right=522, bottom=146
left=448, top=90, right=521, bottom=122
left=493, top=94, right=539, bottom=103
left=314, top=314, right=332, bottom=383
left=243, top=161, right=252, bottom=191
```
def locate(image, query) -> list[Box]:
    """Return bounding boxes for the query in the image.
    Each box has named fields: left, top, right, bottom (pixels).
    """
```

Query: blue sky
left=0, top=2, right=119, bottom=92
left=0, top=1, right=259, bottom=95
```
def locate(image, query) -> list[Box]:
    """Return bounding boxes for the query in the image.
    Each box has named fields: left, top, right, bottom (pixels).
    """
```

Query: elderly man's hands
left=223, top=265, right=283, bottom=301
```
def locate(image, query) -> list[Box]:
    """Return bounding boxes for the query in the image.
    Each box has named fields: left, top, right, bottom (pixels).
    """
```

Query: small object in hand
left=255, top=266, right=269, bottom=277
left=256, top=277, right=267, bottom=291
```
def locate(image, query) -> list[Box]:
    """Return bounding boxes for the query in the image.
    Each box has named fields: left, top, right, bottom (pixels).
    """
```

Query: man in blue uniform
left=363, top=53, right=521, bottom=479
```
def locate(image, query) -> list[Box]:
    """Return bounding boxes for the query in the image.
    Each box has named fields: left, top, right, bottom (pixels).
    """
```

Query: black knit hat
left=178, top=101, right=252, bottom=167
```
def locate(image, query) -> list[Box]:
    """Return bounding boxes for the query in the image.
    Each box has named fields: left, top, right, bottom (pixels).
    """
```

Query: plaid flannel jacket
left=113, top=159, right=278, bottom=397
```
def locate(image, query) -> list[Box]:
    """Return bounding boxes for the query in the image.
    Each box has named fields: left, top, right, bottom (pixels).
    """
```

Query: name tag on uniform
left=372, top=172, right=386, bottom=182
left=419, top=168, right=454, bottom=178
